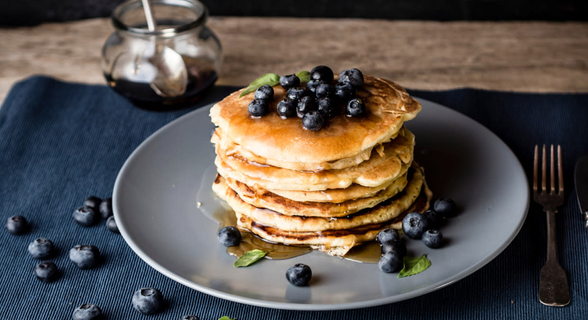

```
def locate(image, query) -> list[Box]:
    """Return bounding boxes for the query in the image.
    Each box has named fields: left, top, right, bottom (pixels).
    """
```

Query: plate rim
left=113, top=97, right=530, bottom=311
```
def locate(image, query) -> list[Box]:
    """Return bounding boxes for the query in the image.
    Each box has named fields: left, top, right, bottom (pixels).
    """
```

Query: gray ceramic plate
left=113, top=98, right=529, bottom=311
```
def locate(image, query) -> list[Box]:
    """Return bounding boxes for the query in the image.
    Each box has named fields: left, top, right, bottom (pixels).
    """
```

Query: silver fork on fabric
left=533, top=144, right=570, bottom=306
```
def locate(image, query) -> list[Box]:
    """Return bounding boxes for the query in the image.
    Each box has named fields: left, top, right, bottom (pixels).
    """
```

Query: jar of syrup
left=102, top=0, right=222, bottom=109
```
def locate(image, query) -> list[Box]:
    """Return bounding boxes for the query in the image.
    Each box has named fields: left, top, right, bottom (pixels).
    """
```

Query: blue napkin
left=1, top=76, right=587, bottom=319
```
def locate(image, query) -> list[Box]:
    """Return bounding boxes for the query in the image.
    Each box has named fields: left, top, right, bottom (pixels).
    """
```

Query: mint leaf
left=239, top=73, right=280, bottom=97
left=218, top=317, right=236, bottom=320
left=397, top=254, right=431, bottom=278
left=233, top=249, right=267, bottom=267
left=296, top=70, right=310, bottom=83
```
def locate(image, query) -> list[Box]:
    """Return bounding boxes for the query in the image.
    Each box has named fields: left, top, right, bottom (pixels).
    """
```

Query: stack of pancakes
left=210, top=75, right=432, bottom=256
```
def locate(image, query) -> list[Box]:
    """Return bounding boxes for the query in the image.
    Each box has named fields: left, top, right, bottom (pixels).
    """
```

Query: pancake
left=221, top=171, right=408, bottom=217
left=210, top=75, right=421, bottom=164
left=215, top=127, right=414, bottom=191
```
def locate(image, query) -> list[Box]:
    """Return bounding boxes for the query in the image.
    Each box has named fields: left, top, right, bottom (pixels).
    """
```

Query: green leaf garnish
left=218, top=317, right=236, bottom=320
left=397, top=254, right=431, bottom=278
left=233, top=249, right=267, bottom=267
left=296, top=70, right=311, bottom=83
left=239, top=73, right=280, bottom=97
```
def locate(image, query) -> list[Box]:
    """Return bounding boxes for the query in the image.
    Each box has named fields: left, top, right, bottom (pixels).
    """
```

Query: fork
left=534, top=144, right=570, bottom=306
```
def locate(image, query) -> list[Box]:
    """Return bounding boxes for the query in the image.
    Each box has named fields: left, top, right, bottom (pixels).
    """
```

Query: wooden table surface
left=1, top=18, right=588, bottom=104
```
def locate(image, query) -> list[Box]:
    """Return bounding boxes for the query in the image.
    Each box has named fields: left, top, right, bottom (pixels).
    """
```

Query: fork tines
left=533, top=144, right=564, bottom=196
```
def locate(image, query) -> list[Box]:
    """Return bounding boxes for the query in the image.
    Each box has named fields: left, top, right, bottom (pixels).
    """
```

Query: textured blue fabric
left=1, top=76, right=588, bottom=319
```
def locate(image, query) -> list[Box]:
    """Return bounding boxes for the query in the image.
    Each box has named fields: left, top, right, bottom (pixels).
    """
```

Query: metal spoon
left=141, top=0, right=188, bottom=97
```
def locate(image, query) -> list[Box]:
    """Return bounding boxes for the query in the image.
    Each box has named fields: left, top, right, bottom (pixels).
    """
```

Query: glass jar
left=102, top=0, right=222, bottom=109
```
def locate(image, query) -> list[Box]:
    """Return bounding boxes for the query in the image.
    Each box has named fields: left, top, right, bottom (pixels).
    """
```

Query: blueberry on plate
left=217, top=226, right=241, bottom=246
left=434, top=198, right=458, bottom=218
left=277, top=98, right=297, bottom=118
left=422, top=229, right=444, bottom=248
left=83, top=196, right=102, bottom=210
left=310, top=65, right=334, bottom=83
left=315, top=83, right=334, bottom=98
left=73, top=206, right=98, bottom=227
left=334, top=82, right=356, bottom=101
left=280, top=74, right=300, bottom=90
left=69, top=245, right=100, bottom=269
left=254, top=84, right=274, bottom=101
left=317, top=97, right=337, bottom=118
left=132, top=287, right=164, bottom=315
left=378, top=251, right=402, bottom=273
left=28, top=237, right=55, bottom=259
left=402, top=212, right=430, bottom=239
left=296, top=96, right=317, bottom=118
left=72, top=303, right=103, bottom=320
left=286, top=87, right=308, bottom=101
left=34, top=261, right=59, bottom=282
left=106, top=216, right=119, bottom=234
left=423, top=209, right=444, bottom=227
left=286, top=263, right=312, bottom=286
left=338, top=68, right=364, bottom=87
left=99, top=197, right=113, bottom=219
left=376, top=228, right=399, bottom=244
left=381, top=239, right=407, bottom=258
left=182, top=316, right=201, bottom=320
left=346, top=98, right=366, bottom=117
left=5, top=215, right=28, bottom=235
left=302, top=111, right=325, bottom=131
left=248, top=99, right=269, bottom=117
left=306, top=79, right=326, bottom=93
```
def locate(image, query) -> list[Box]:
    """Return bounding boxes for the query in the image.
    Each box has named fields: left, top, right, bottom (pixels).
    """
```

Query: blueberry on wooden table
left=334, top=82, right=356, bottom=101
left=296, top=96, right=317, bottom=118
left=286, top=87, right=308, bottom=101
left=73, top=206, right=98, bottom=227
left=277, top=98, right=297, bottom=118
left=5, top=215, right=28, bottom=235
left=254, top=84, right=274, bottom=101
left=302, top=111, right=325, bottom=131
left=28, top=237, right=55, bottom=259
left=434, top=198, right=457, bottom=217
left=106, top=216, right=119, bottom=234
left=310, top=65, right=334, bottom=83
left=422, top=229, right=444, bottom=248
left=376, top=228, right=400, bottom=244
left=346, top=98, right=366, bottom=117
left=381, top=239, right=407, bottom=258
left=402, top=212, right=430, bottom=239
left=83, top=196, right=102, bottom=210
left=280, top=74, right=300, bottom=90
left=72, top=303, right=103, bottom=320
left=217, top=226, right=241, bottom=246
left=132, top=287, right=164, bottom=314
left=248, top=99, right=269, bottom=117
left=286, top=263, right=312, bottom=286
left=99, top=197, right=113, bottom=219
left=338, top=68, right=364, bottom=87
left=378, top=251, right=402, bottom=273
left=69, top=245, right=100, bottom=269
left=34, top=261, right=59, bottom=282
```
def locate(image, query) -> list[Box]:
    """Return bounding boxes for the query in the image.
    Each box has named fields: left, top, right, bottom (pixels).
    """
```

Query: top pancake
left=210, top=75, right=421, bottom=164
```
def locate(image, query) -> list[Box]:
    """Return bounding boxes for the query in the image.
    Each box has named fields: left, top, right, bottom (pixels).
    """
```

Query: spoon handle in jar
left=141, top=0, right=157, bottom=31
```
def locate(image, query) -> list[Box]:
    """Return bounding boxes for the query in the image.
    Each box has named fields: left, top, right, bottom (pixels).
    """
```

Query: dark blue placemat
left=1, top=76, right=587, bottom=319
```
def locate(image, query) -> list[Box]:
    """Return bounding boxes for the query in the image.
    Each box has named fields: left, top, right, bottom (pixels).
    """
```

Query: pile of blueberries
left=5, top=196, right=203, bottom=320
left=376, top=197, right=457, bottom=273
left=248, top=65, right=367, bottom=131
left=217, top=226, right=312, bottom=287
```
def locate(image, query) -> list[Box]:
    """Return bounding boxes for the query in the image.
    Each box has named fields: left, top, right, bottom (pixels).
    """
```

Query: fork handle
left=545, top=208, right=559, bottom=263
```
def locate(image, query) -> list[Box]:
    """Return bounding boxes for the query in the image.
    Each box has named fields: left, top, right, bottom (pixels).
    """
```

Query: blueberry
left=346, top=98, right=366, bottom=117
left=302, top=111, right=325, bottom=131
left=338, top=68, right=364, bottom=87
left=306, top=79, right=326, bottom=93
left=296, top=96, right=317, bottom=118
left=280, top=74, right=300, bottom=90
left=376, top=228, right=399, bottom=244
left=248, top=99, right=269, bottom=117
left=5, top=215, right=28, bottom=235
left=72, top=303, right=103, bottom=320
left=69, top=245, right=100, bottom=269
left=423, top=209, right=444, bottom=227
left=99, top=197, right=113, bottom=219
left=132, top=287, right=164, bottom=315
left=286, top=263, right=312, bottom=286
left=422, top=229, right=444, bottom=248
left=286, top=87, right=308, bottom=101
left=402, top=212, right=430, bottom=239
left=310, top=65, right=334, bottom=83
left=254, top=84, right=274, bottom=101
left=34, top=261, right=59, bottom=282
left=73, top=206, right=98, bottom=227
left=317, top=97, right=338, bottom=118
left=315, top=83, right=334, bottom=98
left=83, top=196, right=102, bottom=210
left=434, top=198, right=457, bottom=218
left=182, top=316, right=200, bottom=320
left=381, top=240, right=407, bottom=258
left=334, top=82, right=356, bottom=101
left=378, top=252, right=402, bottom=273
left=217, top=226, right=241, bottom=246
left=277, top=98, right=297, bottom=118
left=28, top=237, right=55, bottom=259
left=106, top=216, right=119, bottom=234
